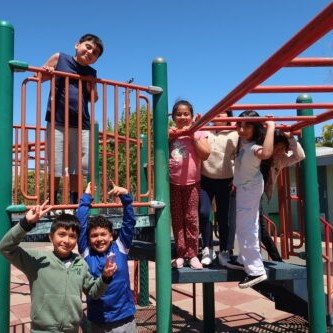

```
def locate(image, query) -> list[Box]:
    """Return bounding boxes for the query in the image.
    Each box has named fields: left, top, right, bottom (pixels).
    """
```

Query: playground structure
left=1, top=3, right=333, bottom=333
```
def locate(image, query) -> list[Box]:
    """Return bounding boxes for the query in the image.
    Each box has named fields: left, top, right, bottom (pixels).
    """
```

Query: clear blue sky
left=2, top=0, right=333, bottom=136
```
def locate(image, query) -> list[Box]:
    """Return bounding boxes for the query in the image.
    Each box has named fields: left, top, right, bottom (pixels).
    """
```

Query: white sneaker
left=48, top=209, right=62, bottom=217
left=201, top=247, right=216, bottom=266
left=49, top=209, right=75, bottom=216
left=218, top=250, right=230, bottom=266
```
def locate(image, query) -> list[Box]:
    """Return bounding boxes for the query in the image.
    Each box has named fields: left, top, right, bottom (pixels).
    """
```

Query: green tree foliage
left=13, top=170, right=46, bottom=205
left=316, top=124, right=333, bottom=147
left=105, top=105, right=152, bottom=199
left=13, top=106, right=152, bottom=205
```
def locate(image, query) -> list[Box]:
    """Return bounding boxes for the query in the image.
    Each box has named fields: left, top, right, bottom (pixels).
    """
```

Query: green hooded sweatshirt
left=0, top=221, right=109, bottom=333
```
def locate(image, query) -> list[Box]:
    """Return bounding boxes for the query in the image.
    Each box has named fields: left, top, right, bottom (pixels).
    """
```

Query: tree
left=13, top=105, right=153, bottom=205
left=104, top=105, right=153, bottom=199
left=13, top=170, right=47, bottom=205
left=316, top=124, right=333, bottom=147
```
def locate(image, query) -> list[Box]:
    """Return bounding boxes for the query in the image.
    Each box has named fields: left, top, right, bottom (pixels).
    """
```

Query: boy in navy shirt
left=41, top=34, right=104, bottom=205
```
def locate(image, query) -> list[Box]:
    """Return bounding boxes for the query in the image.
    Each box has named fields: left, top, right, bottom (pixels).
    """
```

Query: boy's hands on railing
left=283, top=131, right=292, bottom=139
left=86, top=81, right=99, bottom=103
left=42, top=65, right=55, bottom=74
left=25, top=200, right=52, bottom=225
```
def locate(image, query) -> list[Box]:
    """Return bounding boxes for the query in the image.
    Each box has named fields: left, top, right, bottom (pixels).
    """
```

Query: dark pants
left=259, top=201, right=283, bottom=261
left=199, top=175, right=233, bottom=251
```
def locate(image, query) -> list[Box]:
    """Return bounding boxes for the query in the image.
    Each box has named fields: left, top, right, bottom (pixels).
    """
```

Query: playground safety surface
left=7, top=241, right=325, bottom=333
left=133, top=305, right=310, bottom=332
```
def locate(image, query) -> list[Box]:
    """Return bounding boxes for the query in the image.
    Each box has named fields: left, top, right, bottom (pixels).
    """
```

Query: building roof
left=316, top=146, right=333, bottom=166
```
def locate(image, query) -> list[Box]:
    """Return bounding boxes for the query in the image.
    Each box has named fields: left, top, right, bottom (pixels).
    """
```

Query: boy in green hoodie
left=0, top=200, right=116, bottom=333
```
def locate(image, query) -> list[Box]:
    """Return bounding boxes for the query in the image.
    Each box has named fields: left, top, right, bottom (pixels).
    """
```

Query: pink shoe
left=190, top=256, right=203, bottom=270
left=171, top=258, right=184, bottom=268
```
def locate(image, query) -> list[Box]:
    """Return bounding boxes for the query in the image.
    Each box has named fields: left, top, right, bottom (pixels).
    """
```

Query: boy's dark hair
left=225, top=110, right=233, bottom=117
left=50, top=214, right=81, bottom=234
left=260, top=130, right=289, bottom=183
left=274, top=129, right=290, bottom=150
left=225, top=110, right=233, bottom=125
left=238, top=110, right=264, bottom=144
left=87, top=215, right=113, bottom=235
left=213, top=110, right=233, bottom=125
left=79, top=33, right=104, bottom=57
left=172, top=100, right=194, bottom=120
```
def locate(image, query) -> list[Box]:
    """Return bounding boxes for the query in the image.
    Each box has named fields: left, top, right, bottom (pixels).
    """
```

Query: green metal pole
left=202, top=283, right=215, bottom=333
left=0, top=20, right=14, bottom=333
left=297, top=94, right=326, bottom=332
left=139, top=134, right=149, bottom=306
left=152, top=57, right=172, bottom=333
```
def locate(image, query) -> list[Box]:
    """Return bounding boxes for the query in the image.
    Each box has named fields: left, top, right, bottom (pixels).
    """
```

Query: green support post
left=297, top=94, right=326, bottom=332
left=139, top=134, right=149, bottom=306
left=202, top=283, right=215, bottom=333
left=152, top=58, right=172, bottom=333
left=0, top=20, right=14, bottom=333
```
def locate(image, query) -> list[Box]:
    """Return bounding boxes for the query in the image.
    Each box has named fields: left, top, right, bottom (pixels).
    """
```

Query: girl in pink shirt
left=169, top=100, right=210, bottom=270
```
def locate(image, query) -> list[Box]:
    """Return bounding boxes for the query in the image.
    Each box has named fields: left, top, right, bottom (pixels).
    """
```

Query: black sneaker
left=238, top=274, right=267, bottom=289
left=225, top=260, right=245, bottom=270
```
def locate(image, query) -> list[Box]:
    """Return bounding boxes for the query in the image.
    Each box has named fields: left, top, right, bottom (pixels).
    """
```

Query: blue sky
left=2, top=0, right=333, bottom=136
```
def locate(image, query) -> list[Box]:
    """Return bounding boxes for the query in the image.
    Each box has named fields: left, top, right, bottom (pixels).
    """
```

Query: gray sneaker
left=201, top=247, right=216, bottom=266
left=225, top=260, right=245, bottom=270
left=218, top=250, right=230, bottom=266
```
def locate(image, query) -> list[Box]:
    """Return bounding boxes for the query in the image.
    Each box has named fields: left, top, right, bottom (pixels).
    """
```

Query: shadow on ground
left=9, top=306, right=317, bottom=333
left=135, top=304, right=311, bottom=333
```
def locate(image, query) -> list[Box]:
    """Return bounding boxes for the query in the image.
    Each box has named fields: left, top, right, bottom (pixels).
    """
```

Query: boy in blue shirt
left=77, top=182, right=137, bottom=332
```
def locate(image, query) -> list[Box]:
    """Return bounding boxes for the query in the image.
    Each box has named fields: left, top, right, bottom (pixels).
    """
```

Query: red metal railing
left=13, top=68, right=155, bottom=210
left=321, top=217, right=333, bottom=316
left=261, top=215, right=279, bottom=258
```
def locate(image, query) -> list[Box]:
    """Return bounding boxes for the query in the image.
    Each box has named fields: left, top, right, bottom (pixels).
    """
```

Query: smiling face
left=74, top=40, right=101, bottom=66
left=172, top=104, right=193, bottom=129
left=236, top=122, right=255, bottom=141
left=88, top=226, right=113, bottom=253
left=212, top=111, right=229, bottom=126
left=49, top=227, right=78, bottom=259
